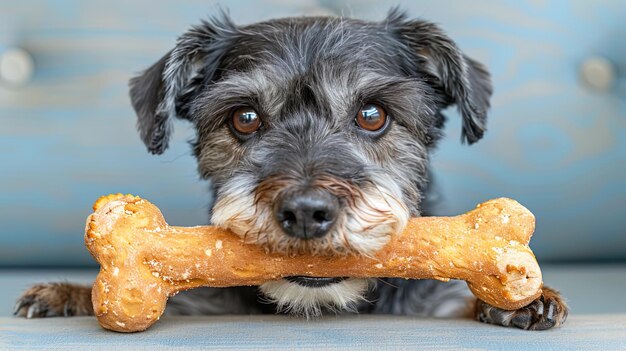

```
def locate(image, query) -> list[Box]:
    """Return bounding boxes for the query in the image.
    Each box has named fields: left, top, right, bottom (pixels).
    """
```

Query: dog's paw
left=475, top=286, right=568, bottom=330
left=14, top=282, right=93, bottom=318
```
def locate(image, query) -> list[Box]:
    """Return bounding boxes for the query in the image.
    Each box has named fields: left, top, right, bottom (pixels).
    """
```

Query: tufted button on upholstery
left=0, top=47, right=35, bottom=86
left=580, top=56, right=616, bottom=92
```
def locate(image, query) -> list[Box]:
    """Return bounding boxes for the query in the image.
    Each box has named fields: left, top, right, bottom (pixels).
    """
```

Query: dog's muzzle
left=285, top=276, right=347, bottom=287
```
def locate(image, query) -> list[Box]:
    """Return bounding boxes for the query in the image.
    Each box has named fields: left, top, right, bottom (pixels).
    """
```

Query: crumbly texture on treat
left=85, top=194, right=542, bottom=332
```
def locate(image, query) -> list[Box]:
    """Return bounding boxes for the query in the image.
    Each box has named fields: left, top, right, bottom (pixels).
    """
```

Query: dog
left=14, top=9, right=567, bottom=330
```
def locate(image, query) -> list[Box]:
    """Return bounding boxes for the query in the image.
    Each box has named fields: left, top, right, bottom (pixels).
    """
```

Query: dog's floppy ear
left=387, top=9, right=493, bottom=144
left=129, top=14, right=236, bottom=154
left=129, top=53, right=171, bottom=155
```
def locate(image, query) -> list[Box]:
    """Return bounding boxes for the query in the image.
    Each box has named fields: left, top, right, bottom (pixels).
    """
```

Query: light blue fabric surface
left=1, top=0, right=625, bottom=265
left=2, top=315, right=626, bottom=350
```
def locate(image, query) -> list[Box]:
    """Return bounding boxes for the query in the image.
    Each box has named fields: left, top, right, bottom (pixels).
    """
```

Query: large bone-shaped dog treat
left=85, top=194, right=542, bottom=332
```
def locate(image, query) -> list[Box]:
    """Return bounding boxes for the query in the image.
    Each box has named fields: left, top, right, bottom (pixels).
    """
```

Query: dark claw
left=510, top=309, right=531, bottom=329
left=527, top=299, right=543, bottom=315
left=26, top=303, right=40, bottom=319
left=545, top=299, right=556, bottom=320
left=63, top=302, right=73, bottom=317
left=13, top=298, right=30, bottom=315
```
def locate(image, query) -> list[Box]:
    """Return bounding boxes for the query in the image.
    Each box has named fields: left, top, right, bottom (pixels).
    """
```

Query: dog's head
left=129, top=9, right=492, bottom=317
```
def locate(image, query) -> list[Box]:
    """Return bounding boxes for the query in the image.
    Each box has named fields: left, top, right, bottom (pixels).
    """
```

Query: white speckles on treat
left=195, top=263, right=200, bottom=269
left=146, top=259, right=162, bottom=270
left=501, top=214, right=510, bottom=224
left=374, top=263, right=384, bottom=269
left=144, top=227, right=164, bottom=235
left=95, top=200, right=127, bottom=233
left=215, top=240, right=223, bottom=250
left=115, top=321, right=126, bottom=328
left=205, top=248, right=212, bottom=257
left=182, top=269, right=191, bottom=280
left=152, top=271, right=160, bottom=278
left=495, top=236, right=502, bottom=241
left=492, top=247, right=504, bottom=254
left=112, top=267, right=120, bottom=277
left=474, top=222, right=479, bottom=229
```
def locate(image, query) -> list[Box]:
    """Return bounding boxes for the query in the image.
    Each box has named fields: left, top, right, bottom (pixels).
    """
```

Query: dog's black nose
left=274, top=189, right=339, bottom=240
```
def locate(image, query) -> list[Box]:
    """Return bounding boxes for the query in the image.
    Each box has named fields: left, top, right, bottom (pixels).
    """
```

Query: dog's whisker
left=376, top=277, right=399, bottom=289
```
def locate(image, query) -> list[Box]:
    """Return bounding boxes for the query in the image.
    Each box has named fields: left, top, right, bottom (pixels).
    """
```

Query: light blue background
left=1, top=0, right=625, bottom=266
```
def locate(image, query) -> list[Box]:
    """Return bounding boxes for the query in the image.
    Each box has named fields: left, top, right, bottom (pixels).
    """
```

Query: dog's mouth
left=285, top=276, right=347, bottom=287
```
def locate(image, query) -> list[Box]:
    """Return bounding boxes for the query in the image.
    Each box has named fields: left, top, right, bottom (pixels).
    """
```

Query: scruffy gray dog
left=15, top=9, right=567, bottom=330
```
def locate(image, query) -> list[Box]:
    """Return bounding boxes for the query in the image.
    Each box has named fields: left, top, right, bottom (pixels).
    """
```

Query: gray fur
left=129, top=8, right=493, bottom=317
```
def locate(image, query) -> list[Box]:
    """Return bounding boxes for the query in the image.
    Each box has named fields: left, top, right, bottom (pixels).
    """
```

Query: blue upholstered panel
left=1, top=0, right=625, bottom=265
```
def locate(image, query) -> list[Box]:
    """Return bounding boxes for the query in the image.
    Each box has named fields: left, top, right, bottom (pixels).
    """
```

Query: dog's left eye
left=355, top=104, right=387, bottom=132
left=231, top=107, right=261, bottom=134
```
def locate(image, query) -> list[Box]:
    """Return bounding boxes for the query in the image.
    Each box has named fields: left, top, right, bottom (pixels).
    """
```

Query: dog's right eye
left=355, top=103, right=388, bottom=133
left=231, top=107, right=261, bottom=135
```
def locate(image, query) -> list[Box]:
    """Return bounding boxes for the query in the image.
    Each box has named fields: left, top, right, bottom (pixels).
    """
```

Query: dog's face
left=129, top=9, right=491, bottom=317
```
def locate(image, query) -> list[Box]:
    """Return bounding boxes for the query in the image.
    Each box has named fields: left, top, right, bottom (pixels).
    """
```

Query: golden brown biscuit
left=85, top=194, right=542, bottom=332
